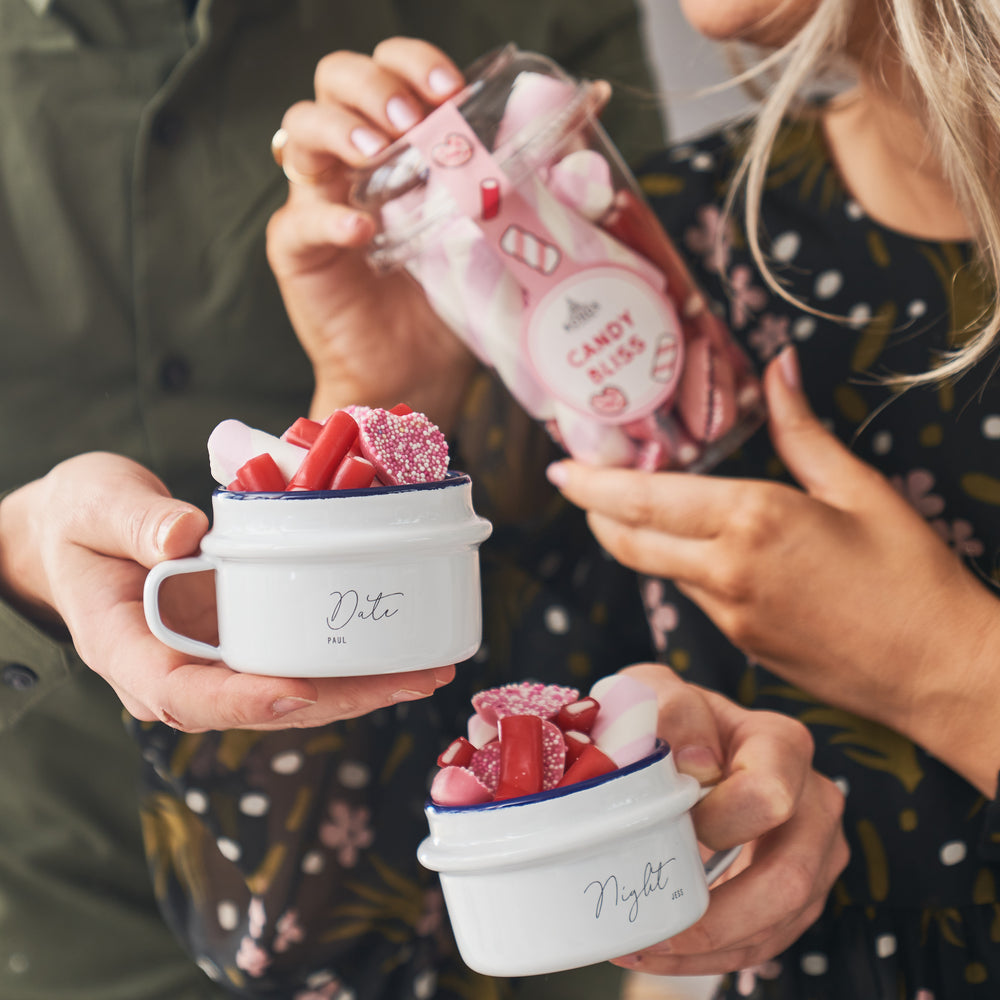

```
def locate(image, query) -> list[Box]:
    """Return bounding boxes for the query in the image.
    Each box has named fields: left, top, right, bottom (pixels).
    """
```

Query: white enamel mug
left=418, top=743, right=739, bottom=976
left=143, top=473, right=493, bottom=677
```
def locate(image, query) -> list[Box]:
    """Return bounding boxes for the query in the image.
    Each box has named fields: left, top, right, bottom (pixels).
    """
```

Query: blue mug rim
left=425, top=739, right=670, bottom=815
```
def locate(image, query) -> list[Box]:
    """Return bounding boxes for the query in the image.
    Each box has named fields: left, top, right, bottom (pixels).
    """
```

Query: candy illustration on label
left=590, top=386, right=628, bottom=416
left=480, top=178, right=501, bottom=220
left=431, top=133, right=473, bottom=168
left=500, top=224, right=561, bottom=275
left=650, top=333, right=681, bottom=385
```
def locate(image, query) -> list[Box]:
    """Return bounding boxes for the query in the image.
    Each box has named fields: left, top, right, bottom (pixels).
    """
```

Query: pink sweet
left=431, top=766, right=492, bottom=807
left=356, top=408, right=449, bottom=486
left=589, top=673, right=659, bottom=767
left=471, top=681, right=579, bottom=726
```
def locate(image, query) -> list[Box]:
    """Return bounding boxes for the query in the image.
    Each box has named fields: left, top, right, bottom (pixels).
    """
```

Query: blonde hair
left=728, top=0, right=1000, bottom=386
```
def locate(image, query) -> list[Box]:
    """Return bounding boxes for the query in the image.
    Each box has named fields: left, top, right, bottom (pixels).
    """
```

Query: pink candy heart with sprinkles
left=357, top=408, right=449, bottom=486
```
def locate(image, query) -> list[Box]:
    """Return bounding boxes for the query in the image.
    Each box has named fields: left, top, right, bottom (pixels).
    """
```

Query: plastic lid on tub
left=349, top=44, right=603, bottom=270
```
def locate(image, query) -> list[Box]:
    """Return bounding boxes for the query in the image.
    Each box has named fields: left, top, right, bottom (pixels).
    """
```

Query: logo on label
left=563, top=297, right=601, bottom=331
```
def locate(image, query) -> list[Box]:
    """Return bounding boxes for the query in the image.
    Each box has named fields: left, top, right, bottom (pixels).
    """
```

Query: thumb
left=765, top=345, right=869, bottom=502
left=63, top=454, right=209, bottom=567
left=621, top=664, right=724, bottom=785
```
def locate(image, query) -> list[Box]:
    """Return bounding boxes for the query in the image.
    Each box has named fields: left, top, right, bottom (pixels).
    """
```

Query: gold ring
left=270, top=127, right=334, bottom=186
left=270, top=127, right=288, bottom=167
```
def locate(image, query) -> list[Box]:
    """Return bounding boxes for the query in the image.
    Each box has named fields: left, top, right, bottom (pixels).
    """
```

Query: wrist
left=0, top=482, right=63, bottom=632
left=902, top=580, right=1000, bottom=798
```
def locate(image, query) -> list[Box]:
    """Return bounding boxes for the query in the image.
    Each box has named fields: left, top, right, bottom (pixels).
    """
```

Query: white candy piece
left=589, top=673, right=658, bottom=767
left=550, top=402, right=637, bottom=466
left=467, top=712, right=499, bottom=749
left=548, top=149, right=615, bottom=221
left=207, top=419, right=307, bottom=487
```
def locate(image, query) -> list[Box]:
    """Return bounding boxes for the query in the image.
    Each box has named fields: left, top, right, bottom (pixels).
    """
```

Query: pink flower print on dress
left=274, top=909, right=305, bottom=953
left=747, top=312, right=790, bottom=360
left=892, top=469, right=946, bottom=518
left=320, top=801, right=374, bottom=867
left=735, top=958, right=782, bottom=996
left=932, top=517, right=985, bottom=558
left=727, top=265, right=769, bottom=330
left=235, top=935, right=272, bottom=978
left=684, top=205, right=731, bottom=274
left=641, top=578, right=679, bottom=653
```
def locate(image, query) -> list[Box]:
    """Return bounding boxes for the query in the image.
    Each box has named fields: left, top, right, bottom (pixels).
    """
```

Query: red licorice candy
left=437, top=736, right=477, bottom=769
left=556, top=744, right=617, bottom=788
left=494, top=715, right=544, bottom=801
left=236, top=452, right=286, bottom=492
left=282, top=416, right=323, bottom=448
left=286, top=410, right=360, bottom=491
left=331, top=455, right=376, bottom=490
left=555, top=696, right=601, bottom=734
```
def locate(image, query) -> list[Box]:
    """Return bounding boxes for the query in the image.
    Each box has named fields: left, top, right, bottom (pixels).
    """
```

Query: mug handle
left=697, top=784, right=743, bottom=885
left=143, top=556, right=222, bottom=660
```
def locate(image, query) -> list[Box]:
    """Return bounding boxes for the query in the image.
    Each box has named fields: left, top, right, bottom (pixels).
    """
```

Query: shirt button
left=152, top=112, right=183, bottom=146
left=2, top=664, right=39, bottom=690
left=159, top=356, right=192, bottom=391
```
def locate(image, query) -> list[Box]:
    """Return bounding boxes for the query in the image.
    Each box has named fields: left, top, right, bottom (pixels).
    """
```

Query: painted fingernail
left=350, top=126, right=385, bottom=158
left=428, top=66, right=461, bottom=95
left=272, top=696, right=317, bottom=717
left=779, top=344, right=800, bottom=390
left=389, top=688, right=431, bottom=704
left=433, top=668, right=453, bottom=688
left=386, top=96, right=419, bottom=132
left=545, top=462, right=568, bottom=488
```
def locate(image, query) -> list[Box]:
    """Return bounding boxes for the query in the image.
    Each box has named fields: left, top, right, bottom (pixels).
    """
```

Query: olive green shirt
left=0, top=2, right=663, bottom=998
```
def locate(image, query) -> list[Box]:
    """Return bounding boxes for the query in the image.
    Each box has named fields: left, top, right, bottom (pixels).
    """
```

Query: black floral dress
left=638, top=116, right=1000, bottom=1000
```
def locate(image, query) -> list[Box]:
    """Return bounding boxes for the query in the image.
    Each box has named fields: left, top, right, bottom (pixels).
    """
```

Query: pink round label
left=523, top=266, right=684, bottom=424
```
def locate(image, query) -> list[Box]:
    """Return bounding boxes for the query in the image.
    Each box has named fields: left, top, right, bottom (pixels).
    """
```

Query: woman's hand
left=547, top=347, right=1000, bottom=796
left=266, top=37, right=477, bottom=431
left=0, top=453, right=453, bottom=731
left=610, top=663, right=847, bottom=976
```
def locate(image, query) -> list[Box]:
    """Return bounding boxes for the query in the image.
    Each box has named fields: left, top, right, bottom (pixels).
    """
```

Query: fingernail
left=389, top=688, right=431, bottom=704
left=428, top=66, right=461, bottom=95
left=778, top=344, right=800, bottom=390
left=337, top=211, right=368, bottom=237
left=433, top=668, right=453, bottom=688
left=386, top=96, right=419, bottom=132
left=673, top=744, right=723, bottom=783
left=271, top=696, right=317, bottom=717
left=155, top=510, right=186, bottom=553
left=350, top=126, right=385, bottom=158
left=545, top=462, right=568, bottom=488
left=615, top=953, right=644, bottom=967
